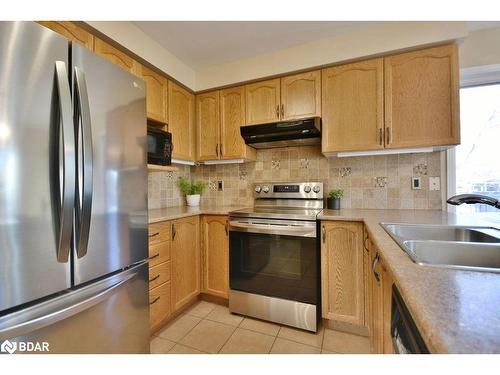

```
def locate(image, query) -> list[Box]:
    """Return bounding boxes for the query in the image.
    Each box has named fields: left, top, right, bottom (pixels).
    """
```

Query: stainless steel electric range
left=228, top=182, right=324, bottom=332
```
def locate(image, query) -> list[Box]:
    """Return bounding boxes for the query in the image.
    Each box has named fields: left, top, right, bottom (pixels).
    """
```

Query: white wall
left=195, top=21, right=468, bottom=91
left=459, top=26, right=500, bottom=68
left=87, top=21, right=196, bottom=89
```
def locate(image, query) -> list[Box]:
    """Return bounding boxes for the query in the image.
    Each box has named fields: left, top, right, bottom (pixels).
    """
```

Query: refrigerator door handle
left=74, top=66, right=93, bottom=259
left=0, top=271, right=137, bottom=341
left=54, top=61, right=75, bottom=263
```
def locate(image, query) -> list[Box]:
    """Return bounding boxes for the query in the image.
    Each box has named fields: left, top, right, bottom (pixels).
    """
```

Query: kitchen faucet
left=447, top=194, right=500, bottom=209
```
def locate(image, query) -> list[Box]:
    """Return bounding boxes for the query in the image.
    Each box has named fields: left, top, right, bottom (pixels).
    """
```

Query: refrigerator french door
left=0, top=22, right=149, bottom=353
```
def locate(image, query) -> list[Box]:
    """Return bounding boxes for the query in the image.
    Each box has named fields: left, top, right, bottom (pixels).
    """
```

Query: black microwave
left=147, top=127, right=172, bottom=166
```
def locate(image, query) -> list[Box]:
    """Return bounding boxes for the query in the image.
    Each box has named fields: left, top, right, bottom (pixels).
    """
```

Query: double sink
left=381, top=223, right=500, bottom=273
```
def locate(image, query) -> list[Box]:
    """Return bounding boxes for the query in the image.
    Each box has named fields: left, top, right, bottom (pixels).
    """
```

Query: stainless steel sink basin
left=403, top=240, right=500, bottom=272
left=382, top=223, right=500, bottom=243
left=380, top=223, right=500, bottom=273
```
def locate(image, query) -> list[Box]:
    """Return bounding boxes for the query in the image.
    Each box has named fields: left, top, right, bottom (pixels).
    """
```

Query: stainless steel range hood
left=240, top=117, right=321, bottom=149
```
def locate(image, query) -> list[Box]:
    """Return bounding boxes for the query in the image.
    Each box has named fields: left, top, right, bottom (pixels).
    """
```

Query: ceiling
left=133, top=21, right=500, bottom=70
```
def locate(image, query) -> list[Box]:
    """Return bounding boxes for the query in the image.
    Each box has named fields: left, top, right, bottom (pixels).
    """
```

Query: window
left=453, top=83, right=500, bottom=213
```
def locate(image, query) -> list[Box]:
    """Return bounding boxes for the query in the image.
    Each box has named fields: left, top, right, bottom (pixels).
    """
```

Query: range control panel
left=254, top=182, right=323, bottom=199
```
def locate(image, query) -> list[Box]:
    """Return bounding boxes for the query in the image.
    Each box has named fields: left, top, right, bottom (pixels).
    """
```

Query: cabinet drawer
left=149, top=261, right=171, bottom=290
left=149, top=281, right=171, bottom=330
left=148, top=222, right=171, bottom=245
left=148, top=241, right=171, bottom=267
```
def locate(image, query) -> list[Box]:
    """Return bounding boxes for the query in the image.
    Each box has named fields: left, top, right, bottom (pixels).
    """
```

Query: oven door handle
left=228, top=220, right=316, bottom=238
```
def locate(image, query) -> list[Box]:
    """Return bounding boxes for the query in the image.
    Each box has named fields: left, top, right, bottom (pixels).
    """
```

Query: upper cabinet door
left=196, top=91, right=220, bottom=161
left=169, top=82, right=195, bottom=161
left=281, top=71, right=321, bottom=120
left=384, top=44, right=460, bottom=149
left=38, top=21, right=94, bottom=50
left=220, top=86, right=255, bottom=160
left=322, top=59, right=384, bottom=153
left=93, top=37, right=141, bottom=76
left=245, top=78, right=281, bottom=125
left=141, top=65, right=166, bottom=123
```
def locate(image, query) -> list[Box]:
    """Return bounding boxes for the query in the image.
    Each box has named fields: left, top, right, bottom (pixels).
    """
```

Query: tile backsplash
left=148, top=145, right=444, bottom=210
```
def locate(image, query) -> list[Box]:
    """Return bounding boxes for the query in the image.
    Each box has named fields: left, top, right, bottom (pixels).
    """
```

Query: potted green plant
left=327, top=189, right=344, bottom=210
left=177, top=176, right=207, bottom=207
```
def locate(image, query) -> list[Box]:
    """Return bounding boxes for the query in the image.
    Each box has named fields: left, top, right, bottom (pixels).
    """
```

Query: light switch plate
left=217, top=180, right=224, bottom=191
left=411, top=177, right=422, bottom=190
left=429, top=176, right=441, bottom=191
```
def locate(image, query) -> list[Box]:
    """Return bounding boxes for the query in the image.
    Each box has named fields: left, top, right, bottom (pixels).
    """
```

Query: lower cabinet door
left=321, top=221, right=366, bottom=329
left=149, top=281, right=171, bottom=332
left=171, top=216, right=200, bottom=312
left=149, top=261, right=171, bottom=290
left=202, top=215, right=229, bottom=298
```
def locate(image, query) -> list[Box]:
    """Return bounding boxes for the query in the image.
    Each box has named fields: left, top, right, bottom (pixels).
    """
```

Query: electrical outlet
left=217, top=180, right=224, bottom=191
left=429, top=176, right=441, bottom=191
left=411, top=177, right=422, bottom=190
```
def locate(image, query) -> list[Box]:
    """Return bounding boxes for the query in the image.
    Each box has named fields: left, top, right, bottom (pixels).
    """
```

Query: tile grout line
left=268, top=326, right=282, bottom=354
left=216, top=316, right=241, bottom=353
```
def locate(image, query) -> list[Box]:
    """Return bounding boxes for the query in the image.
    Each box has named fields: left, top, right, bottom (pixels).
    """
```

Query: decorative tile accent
left=271, top=159, right=280, bottom=170
left=413, top=163, right=428, bottom=175
left=299, top=158, right=309, bottom=169
left=374, top=177, right=388, bottom=188
left=239, top=171, right=248, bottom=181
left=339, top=167, right=352, bottom=178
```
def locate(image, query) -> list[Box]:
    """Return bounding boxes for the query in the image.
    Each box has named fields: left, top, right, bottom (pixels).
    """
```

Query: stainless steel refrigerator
left=0, top=21, right=150, bottom=353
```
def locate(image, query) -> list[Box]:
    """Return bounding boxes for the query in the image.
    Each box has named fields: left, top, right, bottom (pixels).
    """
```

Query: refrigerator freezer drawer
left=149, top=281, right=171, bottom=332
left=0, top=262, right=150, bottom=354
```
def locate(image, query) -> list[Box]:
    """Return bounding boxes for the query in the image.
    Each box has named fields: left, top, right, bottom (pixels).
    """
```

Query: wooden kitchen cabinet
left=280, top=70, right=321, bottom=120
left=322, top=59, right=384, bottom=154
left=321, top=221, right=367, bottom=330
left=141, top=65, right=167, bottom=124
left=38, top=21, right=94, bottom=50
left=196, top=91, right=220, bottom=161
left=171, top=216, right=200, bottom=312
left=245, top=78, right=281, bottom=125
left=148, top=221, right=172, bottom=332
left=384, top=44, right=460, bottom=149
left=169, top=82, right=196, bottom=161
left=201, top=215, right=229, bottom=299
left=93, top=37, right=141, bottom=76
left=368, top=239, right=394, bottom=354
left=220, top=86, right=256, bottom=161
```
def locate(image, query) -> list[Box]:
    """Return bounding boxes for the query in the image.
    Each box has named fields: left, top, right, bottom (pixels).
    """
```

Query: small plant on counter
left=177, top=176, right=207, bottom=206
left=328, top=189, right=344, bottom=199
left=327, top=189, right=344, bottom=210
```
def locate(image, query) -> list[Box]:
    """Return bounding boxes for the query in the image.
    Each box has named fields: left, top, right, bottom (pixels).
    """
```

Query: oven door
left=229, top=218, right=318, bottom=305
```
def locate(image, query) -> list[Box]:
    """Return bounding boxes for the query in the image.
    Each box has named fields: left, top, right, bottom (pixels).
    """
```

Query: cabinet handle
left=149, top=296, right=160, bottom=305
left=149, top=232, right=159, bottom=238
left=276, top=105, right=280, bottom=119
left=372, top=253, right=381, bottom=283
left=379, top=128, right=383, bottom=146
left=216, top=143, right=219, bottom=158
left=225, top=220, right=229, bottom=236
left=281, top=103, right=284, bottom=118
left=322, top=225, right=326, bottom=243
left=386, top=127, right=392, bottom=145
left=172, top=223, right=176, bottom=240
left=149, top=275, right=160, bottom=283
left=220, top=143, right=223, bottom=157
left=148, top=253, right=159, bottom=260
left=363, top=233, right=370, bottom=253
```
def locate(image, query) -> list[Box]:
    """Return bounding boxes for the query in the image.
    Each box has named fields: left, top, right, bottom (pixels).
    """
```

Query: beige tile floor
left=151, top=300, right=371, bottom=354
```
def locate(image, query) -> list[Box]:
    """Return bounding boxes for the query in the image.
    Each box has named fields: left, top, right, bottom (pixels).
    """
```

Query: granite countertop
left=318, top=209, right=500, bottom=354
left=148, top=205, right=249, bottom=223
